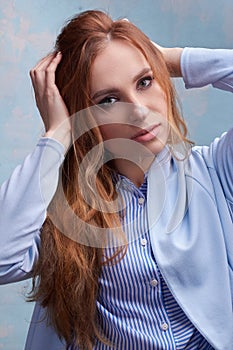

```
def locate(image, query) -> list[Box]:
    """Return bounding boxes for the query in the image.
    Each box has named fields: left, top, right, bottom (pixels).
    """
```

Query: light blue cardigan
left=0, top=48, right=232, bottom=350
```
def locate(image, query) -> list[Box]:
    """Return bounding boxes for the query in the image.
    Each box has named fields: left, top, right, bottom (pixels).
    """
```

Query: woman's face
left=90, top=39, right=169, bottom=158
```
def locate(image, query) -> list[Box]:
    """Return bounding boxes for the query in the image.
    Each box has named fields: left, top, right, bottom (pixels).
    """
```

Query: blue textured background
left=0, top=1, right=232, bottom=349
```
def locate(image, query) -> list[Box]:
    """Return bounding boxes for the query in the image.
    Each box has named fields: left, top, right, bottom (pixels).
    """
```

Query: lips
left=131, top=124, right=161, bottom=142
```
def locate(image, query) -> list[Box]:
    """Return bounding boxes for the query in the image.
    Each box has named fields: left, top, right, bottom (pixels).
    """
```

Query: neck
left=112, top=156, right=155, bottom=188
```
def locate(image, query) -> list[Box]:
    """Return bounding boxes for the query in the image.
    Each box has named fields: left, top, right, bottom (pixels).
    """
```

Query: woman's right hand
left=30, top=52, right=71, bottom=150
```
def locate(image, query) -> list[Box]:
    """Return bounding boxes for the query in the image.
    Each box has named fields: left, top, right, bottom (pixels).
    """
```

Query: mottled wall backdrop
left=0, top=0, right=232, bottom=349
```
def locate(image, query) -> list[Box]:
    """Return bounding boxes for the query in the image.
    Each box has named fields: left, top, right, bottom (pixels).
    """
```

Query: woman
left=0, top=9, right=232, bottom=350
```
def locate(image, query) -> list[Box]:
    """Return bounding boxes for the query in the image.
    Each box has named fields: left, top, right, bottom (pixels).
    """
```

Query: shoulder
left=191, top=127, right=233, bottom=169
left=184, top=129, right=232, bottom=201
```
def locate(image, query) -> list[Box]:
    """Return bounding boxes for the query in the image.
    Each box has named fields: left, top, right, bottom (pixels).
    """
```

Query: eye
left=137, top=76, right=153, bottom=90
left=98, top=96, right=118, bottom=107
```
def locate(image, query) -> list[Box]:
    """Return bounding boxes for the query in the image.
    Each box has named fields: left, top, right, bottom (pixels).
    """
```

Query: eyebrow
left=133, top=67, right=152, bottom=83
left=91, top=67, right=152, bottom=101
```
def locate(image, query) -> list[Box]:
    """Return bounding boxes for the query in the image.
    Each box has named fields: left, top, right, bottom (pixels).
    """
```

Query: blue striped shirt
left=72, top=173, right=214, bottom=349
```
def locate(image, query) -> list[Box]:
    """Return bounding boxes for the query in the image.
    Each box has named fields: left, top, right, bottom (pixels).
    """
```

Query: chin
left=147, top=137, right=168, bottom=155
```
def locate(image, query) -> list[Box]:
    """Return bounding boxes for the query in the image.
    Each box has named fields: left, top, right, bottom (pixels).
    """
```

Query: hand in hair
left=152, top=42, right=183, bottom=77
left=30, top=52, right=71, bottom=150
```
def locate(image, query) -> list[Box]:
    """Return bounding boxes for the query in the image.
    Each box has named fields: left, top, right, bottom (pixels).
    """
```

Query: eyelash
left=98, top=96, right=117, bottom=106
left=137, top=75, right=154, bottom=90
left=98, top=75, right=154, bottom=107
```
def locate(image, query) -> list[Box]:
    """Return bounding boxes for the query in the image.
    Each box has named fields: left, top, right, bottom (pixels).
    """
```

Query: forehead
left=90, top=39, right=150, bottom=92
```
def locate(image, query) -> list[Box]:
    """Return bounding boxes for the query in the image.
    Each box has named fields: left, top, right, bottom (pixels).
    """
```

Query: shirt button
left=138, top=197, right=145, bottom=205
left=160, top=322, right=169, bottom=331
left=140, top=238, right=147, bottom=246
left=150, top=279, right=158, bottom=287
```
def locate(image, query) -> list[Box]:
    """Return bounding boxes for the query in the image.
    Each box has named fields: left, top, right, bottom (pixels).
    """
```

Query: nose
left=128, top=103, right=149, bottom=124
left=125, top=93, right=149, bottom=124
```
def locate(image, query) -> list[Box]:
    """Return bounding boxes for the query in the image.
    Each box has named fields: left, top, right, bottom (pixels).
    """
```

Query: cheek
left=150, top=85, right=168, bottom=117
left=98, top=125, right=123, bottom=141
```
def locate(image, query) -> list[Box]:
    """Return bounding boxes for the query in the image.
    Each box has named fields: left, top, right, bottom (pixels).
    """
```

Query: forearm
left=181, top=47, right=233, bottom=92
left=161, top=47, right=183, bottom=77
left=154, top=45, right=233, bottom=91
left=164, top=47, right=183, bottom=77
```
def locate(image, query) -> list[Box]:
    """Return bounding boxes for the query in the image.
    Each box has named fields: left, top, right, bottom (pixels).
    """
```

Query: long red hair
left=28, top=10, right=190, bottom=349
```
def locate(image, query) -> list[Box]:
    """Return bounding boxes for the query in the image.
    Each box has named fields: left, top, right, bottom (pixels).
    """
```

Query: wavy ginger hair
left=29, top=10, right=190, bottom=349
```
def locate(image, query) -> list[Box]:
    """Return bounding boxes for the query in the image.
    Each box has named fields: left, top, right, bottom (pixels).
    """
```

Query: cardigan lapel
left=147, top=153, right=233, bottom=350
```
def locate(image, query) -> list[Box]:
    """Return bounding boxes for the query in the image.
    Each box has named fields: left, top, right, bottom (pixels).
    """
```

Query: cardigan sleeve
left=0, top=138, right=64, bottom=284
left=181, top=47, right=233, bottom=208
left=181, top=47, right=233, bottom=92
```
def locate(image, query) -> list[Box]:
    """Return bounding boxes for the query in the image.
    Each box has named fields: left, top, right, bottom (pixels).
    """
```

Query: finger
left=36, top=51, right=62, bottom=72
left=33, top=52, right=55, bottom=71
left=151, top=41, right=164, bottom=52
left=46, top=51, right=62, bottom=71
left=31, top=52, right=62, bottom=81
left=44, top=52, right=63, bottom=89
left=30, top=52, right=60, bottom=93
left=30, top=53, right=56, bottom=84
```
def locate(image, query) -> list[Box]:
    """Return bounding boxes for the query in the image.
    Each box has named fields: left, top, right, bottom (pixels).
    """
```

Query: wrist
left=162, top=47, right=183, bottom=77
left=44, top=127, right=71, bottom=152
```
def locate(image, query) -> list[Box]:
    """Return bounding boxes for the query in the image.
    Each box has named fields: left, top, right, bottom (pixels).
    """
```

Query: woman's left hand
left=152, top=42, right=183, bottom=77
